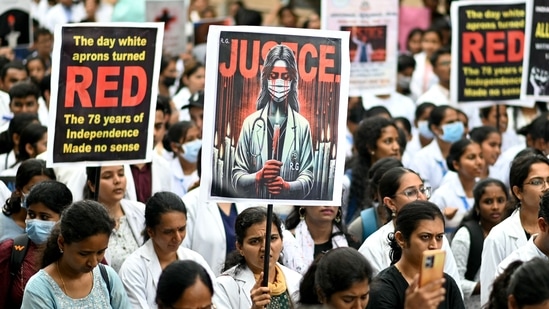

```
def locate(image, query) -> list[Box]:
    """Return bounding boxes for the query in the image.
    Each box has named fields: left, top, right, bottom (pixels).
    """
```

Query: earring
left=391, top=210, right=396, bottom=218
left=299, top=207, right=306, bottom=220
left=59, top=248, right=63, bottom=254
left=335, top=208, right=342, bottom=223
left=371, top=151, right=375, bottom=156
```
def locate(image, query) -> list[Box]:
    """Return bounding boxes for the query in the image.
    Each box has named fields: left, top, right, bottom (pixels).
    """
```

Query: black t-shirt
left=367, top=265, right=465, bottom=309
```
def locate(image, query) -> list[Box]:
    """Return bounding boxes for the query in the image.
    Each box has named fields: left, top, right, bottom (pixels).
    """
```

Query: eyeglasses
left=524, top=177, right=549, bottom=189
left=397, top=187, right=432, bottom=200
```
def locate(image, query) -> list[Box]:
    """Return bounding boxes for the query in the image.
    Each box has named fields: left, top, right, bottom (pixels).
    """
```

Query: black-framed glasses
left=397, top=186, right=432, bottom=200
left=524, top=177, right=549, bottom=189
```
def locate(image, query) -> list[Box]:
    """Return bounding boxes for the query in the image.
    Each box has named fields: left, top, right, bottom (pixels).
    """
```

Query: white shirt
left=358, top=220, right=463, bottom=297
left=214, top=263, right=302, bottom=309
left=490, top=144, right=524, bottom=190
left=0, top=90, right=11, bottom=128
left=430, top=174, right=475, bottom=235
left=480, top=209, right=527, bottom=306
left=496, top=234, right=547, bottom=278
left=416, top=84, right=451, bottom=106
left=0, top=150, right=16, bottom=173
left=172, top=87, right=191, bottom=122
left=119, top=239, right=215, bottom=309
left=409, top=139, right=447, bottom=191
left=44, top=3, right=86, bottom=33
left=491, top=234, right=548, bottom=309
left=361, top=92, right=416, bottom=123
left=182, top=188, right=251, bottom=276
left=451, top=226, right=480, bottom=309
left=410, top=52, right=439, bottom=99
left=169, top=158, right=199, bottom=197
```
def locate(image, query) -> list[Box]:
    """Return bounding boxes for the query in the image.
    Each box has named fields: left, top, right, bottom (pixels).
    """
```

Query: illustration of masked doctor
left=232, top=44, right=314, bottom=199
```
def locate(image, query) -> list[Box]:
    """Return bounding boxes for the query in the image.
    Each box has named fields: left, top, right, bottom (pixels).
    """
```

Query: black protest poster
left=521, top=0, right=549, bottom=100
left=451, top=0, right=526, bottom=103
left=47, top=24, right=163, bottom=166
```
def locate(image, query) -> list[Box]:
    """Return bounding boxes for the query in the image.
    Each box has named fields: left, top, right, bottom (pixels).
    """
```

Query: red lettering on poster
left=64, top=66, right=147, bottom=108
left=462, top=31, right=524, bottom=64
left=219, top=39, right=341, bottom=82
left=299, top=43, right=317, bottom=82
left=65, top=66, right=93, bottom=108
left=95, top=67, right=119, bottom=107
left=319, top=45, right=335, bottom=83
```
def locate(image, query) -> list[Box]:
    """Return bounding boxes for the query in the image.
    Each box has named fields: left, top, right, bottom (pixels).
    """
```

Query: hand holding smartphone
left=419, top=249, right=446, bottom=287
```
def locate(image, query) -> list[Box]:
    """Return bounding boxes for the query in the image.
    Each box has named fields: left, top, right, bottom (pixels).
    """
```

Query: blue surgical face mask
left=418, top=120, right=434, bottom=139
left=180, top=139, right=202, bottom=163
left=25, top=219, right=56, bottom=244
left=440, top=122, right=465, bottom=143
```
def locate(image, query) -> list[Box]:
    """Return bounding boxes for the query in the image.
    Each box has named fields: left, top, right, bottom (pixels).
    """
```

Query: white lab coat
left=104, top=199, right=146, bottom=264
left=119, top=239, right=215, bottom=309
left=214, top=263, right=301, bottom=309
left=182, top=188, right=251, bottom=275
left=496, top=234, right=547, bottom=278
left=361, top=92, right=416, bottom=123
left=410, top=52, right=439, bottom=100
left=409, top=139, right=448, bottom=191
left=358, top=221, right=463, bottom=297
left=430, top=175, right=474, bottom=235
left=479, top=209, right=527, bottom=307
left=44, top=2, right=86, bottom=32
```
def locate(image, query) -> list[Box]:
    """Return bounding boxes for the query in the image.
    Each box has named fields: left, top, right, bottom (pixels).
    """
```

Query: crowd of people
left=2, top=0, right=549, bottom=308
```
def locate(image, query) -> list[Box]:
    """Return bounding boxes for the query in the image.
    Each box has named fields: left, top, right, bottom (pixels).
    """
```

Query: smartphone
left=419, top=249, right=446, bottom=287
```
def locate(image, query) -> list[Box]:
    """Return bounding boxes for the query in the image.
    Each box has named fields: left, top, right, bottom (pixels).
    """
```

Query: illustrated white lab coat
left=480, top=209, right=527, bottom=307
left=214, top=263, right=301, bottom=309
left=104, top=199, right=145, bottom=265
left=118, top=239, right=215, bottom=309
left=182, top=188, right=251, bottom=275
left=359, top=221, right=463, bottom=297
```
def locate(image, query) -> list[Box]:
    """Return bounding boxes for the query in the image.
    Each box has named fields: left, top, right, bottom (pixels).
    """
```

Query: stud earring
left=299, top=207, right=306, bottom=220
left=335, top=208, right=342, bottom=223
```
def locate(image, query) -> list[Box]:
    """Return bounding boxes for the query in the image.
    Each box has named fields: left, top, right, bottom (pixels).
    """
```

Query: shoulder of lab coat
left=480, top=209, right=526, bottom=306
left=119, top=239, right=215, bottom=309
left=118, top=240, right=162, bottom=309
left=182, top=187, right=252, bottom=275
left=124, top=153, right=173, bottom=201
left=104, top=199, right=146, bottom=265
left=213, top=263, right=302, bottom=309
left=120, top=199, right=146, bottom=245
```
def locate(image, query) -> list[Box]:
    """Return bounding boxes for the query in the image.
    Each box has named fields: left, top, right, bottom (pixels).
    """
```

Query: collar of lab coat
left=139, top=239, right=164, bottom=286
left=505, top=208, right=524, bottom=240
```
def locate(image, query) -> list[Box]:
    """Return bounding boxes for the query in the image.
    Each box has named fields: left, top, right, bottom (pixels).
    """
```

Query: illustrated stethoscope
left=249, top=105, right=298, bottom=162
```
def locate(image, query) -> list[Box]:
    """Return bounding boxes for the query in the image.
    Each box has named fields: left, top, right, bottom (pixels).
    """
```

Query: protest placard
left=200, top=26, right=350, bottom=206
left=0, top=0, right=31, bottom=48
left=146, top=0, right=186, bottom=56
left=521, top=0, right=549, bottom=100
left=451, top=0, right=530, bottom=106
left=46, top=23, right=164, bottom=167
left=322, top=0, right=398, bottom=95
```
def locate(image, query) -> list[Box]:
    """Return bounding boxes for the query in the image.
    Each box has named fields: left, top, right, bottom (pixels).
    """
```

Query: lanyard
left=435, top=160, right=448, bottom=177
left=459, top=196, right=471, bottom=212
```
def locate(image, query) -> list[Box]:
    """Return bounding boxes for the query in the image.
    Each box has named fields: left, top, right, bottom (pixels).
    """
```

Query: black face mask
left=163, top=76, right=176, bottom=87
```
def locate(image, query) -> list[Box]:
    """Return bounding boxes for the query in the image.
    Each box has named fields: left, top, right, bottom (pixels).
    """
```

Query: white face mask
left=268, top=79, right=291, bottom=102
